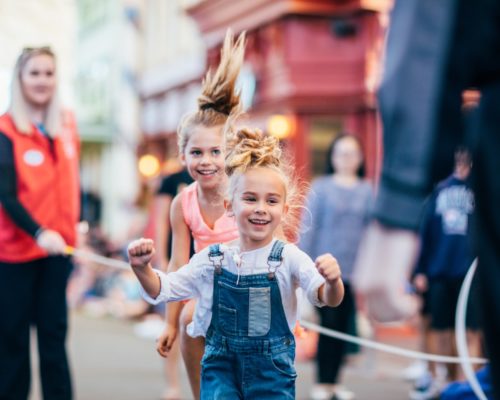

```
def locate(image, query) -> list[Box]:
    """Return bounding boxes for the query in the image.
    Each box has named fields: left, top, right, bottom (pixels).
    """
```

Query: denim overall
left=200, top=241, right=297, bottom=399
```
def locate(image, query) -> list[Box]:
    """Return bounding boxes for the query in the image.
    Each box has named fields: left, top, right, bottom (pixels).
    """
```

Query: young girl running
left=129, top=128, right=344, bottom=399
left=157, top=30, right=245, bottom=398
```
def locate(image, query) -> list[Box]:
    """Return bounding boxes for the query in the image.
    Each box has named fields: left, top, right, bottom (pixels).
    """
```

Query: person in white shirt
left=128, top=127, right=344, bottom=399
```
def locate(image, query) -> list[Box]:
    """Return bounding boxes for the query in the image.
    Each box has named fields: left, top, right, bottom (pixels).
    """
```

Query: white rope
left=67, top=247, right=130, bottom=271
left=455, top=258, right=487, bottom=399
left=68, top=246, right=489, bottom=367
left=299, top=320, right=487, bottom=364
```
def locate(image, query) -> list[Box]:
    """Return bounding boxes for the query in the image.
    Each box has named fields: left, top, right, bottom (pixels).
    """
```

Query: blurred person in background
left=0, top=46, right=79, bottom=400
left=410, top=147, right=482, bottom=400
left=153, top=165, right=192, bottom=400
left=353, top=0, right=500, bottom=397
left=155, top=165, right=193, bottom=271
left=300, top=134, right=372, bottom=400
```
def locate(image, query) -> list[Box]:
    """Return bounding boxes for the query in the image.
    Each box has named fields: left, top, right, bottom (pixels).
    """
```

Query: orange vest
left=0, top=112, right=80, bottom=262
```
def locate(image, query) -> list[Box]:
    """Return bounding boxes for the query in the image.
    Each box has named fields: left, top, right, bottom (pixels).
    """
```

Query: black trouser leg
left=472, top=81, right=500, bottom=400
left=34, top=256, right=73, bottom=400
left=0, top=261, right=38, bottom=400
left=316, top=283, right=355, bottom=384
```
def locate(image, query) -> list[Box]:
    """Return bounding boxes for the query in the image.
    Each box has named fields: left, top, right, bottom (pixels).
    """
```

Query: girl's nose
left=254, top=203, right=266, bottom=214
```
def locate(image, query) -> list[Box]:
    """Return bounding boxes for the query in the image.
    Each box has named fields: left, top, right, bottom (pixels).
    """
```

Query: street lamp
left=138, top=154, right=160, bottom=178
left=267, top=114, right=294, bottom=139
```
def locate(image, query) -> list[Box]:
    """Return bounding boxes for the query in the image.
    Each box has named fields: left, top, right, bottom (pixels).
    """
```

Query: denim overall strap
left=267, top=240, right=285, bottom=280
left=208, top=244, right=223, bottom=274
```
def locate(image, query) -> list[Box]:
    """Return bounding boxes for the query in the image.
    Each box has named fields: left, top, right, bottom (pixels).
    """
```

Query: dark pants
left=316, top=283, right=356, bottom=384
left=472, top=81, right=500, bottom=400
left=0, top=256, right=73, bottom=400
left=428, top=277, right=481, bottom=331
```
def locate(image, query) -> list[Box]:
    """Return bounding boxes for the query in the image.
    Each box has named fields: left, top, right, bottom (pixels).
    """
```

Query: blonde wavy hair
left=225, top=127, right=305, bottom=242
left=177, top=30, right=246, bottom=154
left=9, top=46, right=61, bottom=136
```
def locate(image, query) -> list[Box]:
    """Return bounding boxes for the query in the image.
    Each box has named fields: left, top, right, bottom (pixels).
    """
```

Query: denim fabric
left=201, top=241, right=296, bottom=399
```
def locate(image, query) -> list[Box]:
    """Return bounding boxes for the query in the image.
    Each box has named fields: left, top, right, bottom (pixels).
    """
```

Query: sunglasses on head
left=21, top=46, right=54, bottom=55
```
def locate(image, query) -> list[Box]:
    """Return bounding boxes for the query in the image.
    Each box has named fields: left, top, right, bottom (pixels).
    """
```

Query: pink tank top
left=180, top=182, right=239, bottom=252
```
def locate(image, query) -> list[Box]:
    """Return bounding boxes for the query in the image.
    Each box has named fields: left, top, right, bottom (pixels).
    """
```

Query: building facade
left=76, top=0, right=143, bottom=240
left=188, top=0, right=391, bottom=180
left=139, top=0, right=204, bottom=168
left=140, top=0, right=391, bottom=181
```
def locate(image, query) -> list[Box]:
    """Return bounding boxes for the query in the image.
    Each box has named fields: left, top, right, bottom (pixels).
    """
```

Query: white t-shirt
left=142, top=239, right=326, bottom=338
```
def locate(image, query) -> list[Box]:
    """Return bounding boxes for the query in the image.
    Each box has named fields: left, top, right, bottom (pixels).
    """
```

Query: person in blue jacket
left=411, top=148, right=482, bottom=400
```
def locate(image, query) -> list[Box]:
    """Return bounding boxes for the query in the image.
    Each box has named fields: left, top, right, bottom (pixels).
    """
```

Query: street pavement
left=29, top=312, right=418, bottom=400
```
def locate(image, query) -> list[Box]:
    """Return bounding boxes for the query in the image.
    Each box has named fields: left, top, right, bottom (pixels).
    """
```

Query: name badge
left=23, top=149, right=44, bottom=166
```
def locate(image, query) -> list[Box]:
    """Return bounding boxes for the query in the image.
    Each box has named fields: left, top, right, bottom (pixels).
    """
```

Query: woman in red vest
left=0, top=47, right=79, bottom=400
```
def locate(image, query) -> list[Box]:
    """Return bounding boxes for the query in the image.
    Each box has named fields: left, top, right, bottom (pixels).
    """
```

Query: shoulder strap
left=208, top=243, right=224, bottom=274
left=267, top=240, right=286, bottom=279
left=208, top=244, right=223, bottom=257
left=268, top=240, right=285, bottom=262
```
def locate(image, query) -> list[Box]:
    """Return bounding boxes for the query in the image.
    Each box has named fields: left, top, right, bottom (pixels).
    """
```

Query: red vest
left=0, top=112, right=80, bottom=262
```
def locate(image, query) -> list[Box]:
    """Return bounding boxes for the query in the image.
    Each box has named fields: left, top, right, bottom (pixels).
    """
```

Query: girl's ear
left=180, top=152, right=186, bottom=166
left=224, top=199, right=234, bottom=217
left=283, top=203, right=289, bottom=216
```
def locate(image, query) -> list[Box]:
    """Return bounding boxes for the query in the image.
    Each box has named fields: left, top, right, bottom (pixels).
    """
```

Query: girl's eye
left=268, top=198, right=278, bottom=205
left=243, top=196, right=256, bottom=202
left=212, top=149, right=221, bottom=155
left=190, top=150, right=202, bottom=156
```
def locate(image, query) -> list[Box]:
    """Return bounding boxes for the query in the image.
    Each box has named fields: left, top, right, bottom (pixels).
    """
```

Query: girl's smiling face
left=182, top=125, right=226, bottom=190
left=226, top=167, right=288, bottom=251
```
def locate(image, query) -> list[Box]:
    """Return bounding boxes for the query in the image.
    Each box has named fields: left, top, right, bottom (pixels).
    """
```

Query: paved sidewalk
left=29, top=313, right=418, bottom=399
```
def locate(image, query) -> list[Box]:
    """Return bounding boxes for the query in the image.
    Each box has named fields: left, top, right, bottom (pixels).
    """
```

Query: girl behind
left=157, top=30, right=245, bottom=398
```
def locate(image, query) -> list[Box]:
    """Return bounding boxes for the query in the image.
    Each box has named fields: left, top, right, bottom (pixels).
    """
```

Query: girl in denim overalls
left=129, top=128, right=345, bottom=399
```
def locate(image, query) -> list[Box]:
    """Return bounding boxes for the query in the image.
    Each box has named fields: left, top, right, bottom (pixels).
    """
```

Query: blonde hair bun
left=225, top=128, right=281, bottom=176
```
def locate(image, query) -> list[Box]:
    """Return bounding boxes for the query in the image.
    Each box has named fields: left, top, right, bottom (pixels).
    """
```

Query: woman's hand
left=413, top=274, right=428, bottom=294
left=36, top=229, right=67, bottom=254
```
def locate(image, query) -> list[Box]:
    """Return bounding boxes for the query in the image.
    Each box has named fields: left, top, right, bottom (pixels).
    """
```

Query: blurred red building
left=189, top=0, right=390, bottom=180
left=140, top=0, right=392, bottom=181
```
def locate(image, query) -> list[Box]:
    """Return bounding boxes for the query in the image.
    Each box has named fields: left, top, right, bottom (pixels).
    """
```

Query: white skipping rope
left=455, top=258, right=487, bottom=399
left=68, top=247, right=489, bottom=368
left=66, top=247, right=131, bottom=271
left=299, top=320, right=487, bottom=365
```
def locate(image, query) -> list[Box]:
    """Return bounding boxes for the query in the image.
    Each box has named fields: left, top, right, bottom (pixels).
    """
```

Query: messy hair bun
left=225, top=128, right=281, bottom=176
